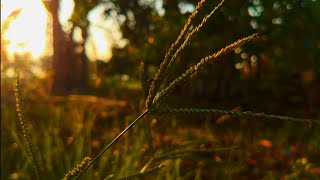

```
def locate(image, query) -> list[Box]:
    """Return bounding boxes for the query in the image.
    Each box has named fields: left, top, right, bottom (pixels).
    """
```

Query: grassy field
left=1, top=79, right=320, bottom=179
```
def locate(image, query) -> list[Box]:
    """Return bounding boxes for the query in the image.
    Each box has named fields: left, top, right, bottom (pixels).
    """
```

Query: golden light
left=1, top=0, right=116, bottom=64
left=1, top=0, right=48, bottom=60
left=86, top=5, right=113, bottom=62
left=86, top=26, right=112, bottom=62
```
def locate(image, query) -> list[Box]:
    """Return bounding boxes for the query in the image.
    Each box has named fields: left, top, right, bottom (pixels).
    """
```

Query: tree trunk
left=50, top=0, right=87, bottom=95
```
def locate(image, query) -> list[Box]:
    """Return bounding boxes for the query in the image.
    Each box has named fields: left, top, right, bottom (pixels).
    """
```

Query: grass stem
left=75, top=110, right=149, bottom=179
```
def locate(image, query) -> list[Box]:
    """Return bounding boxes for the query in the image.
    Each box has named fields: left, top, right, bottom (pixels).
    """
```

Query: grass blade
left=74, top=110, right=149, bottom=179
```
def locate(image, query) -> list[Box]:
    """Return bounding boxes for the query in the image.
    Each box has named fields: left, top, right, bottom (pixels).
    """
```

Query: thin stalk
left=154, top=108, right=320, bottom=125
left=75, top=110, right=149, bottom=179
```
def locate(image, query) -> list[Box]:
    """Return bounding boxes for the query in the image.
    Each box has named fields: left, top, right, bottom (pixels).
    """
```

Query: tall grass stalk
left=162, top=0, right=226, bottom=82
left=14, top=71, right=42, bottom=179
left=63, top=157, right=91, bottom=180
left=75, top=1, right=257, bottom=178
left=151, top=33, right=259, bottom=108
left=146, top=0, right=208, bottom=110
left=147, top=0, right=227, bottom=110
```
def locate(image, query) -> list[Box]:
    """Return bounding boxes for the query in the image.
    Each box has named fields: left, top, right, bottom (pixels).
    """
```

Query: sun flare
left=2, top=0, right=115, bottom=64
left=1, top=0, right=49, bottom=60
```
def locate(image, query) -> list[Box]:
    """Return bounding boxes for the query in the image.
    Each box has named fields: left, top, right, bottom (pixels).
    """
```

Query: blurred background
left=1, top=0, right=319, bottom=115
left=1, top=0, right=320, bottom=179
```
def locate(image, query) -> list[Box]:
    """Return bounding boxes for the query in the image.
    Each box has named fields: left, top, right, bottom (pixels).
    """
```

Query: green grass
left=1, top=93, right=319, bottom=179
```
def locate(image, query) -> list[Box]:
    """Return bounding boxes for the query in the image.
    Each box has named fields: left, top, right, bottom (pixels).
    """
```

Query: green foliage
left=2, top=87, right=319, bottom=179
